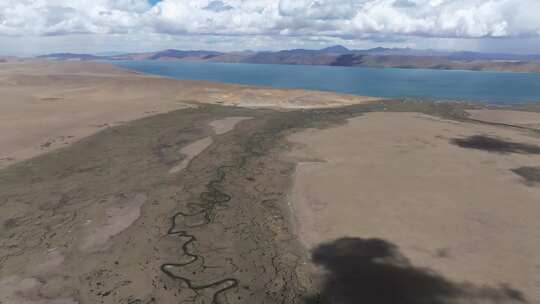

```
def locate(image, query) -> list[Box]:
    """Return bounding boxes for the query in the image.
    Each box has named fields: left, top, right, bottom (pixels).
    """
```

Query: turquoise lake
left=111, top=60, right=540, bottom=105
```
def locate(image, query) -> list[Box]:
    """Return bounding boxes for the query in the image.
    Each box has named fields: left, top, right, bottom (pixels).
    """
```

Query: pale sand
left=0, top=275, right=76, bottom=304
left=0, top=60, right=378, bottom=169
left=288, top=112, right=540, bottom=301
left=0, top=275, right=77, bottom=304
left=79, top=193, right=147, bottom=251
left=467, top=109, right=540, bottom=129
left=0, top=60, right=192, bottom=169
left=169, top=117, right=251, bottom=174
left=169, top=137, right=214, bottom=174
left=209, top=116, right=252, bottom=135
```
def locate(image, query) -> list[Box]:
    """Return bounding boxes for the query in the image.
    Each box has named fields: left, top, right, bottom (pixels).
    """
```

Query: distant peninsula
left=38, top=45, right=540, bottom=73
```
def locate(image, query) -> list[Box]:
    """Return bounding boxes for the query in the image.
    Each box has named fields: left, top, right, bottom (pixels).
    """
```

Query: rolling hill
left=37, top=46, right=540, bottom=73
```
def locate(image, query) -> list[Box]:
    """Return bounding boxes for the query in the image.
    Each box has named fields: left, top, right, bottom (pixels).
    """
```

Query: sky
left=1, top=0, right=540, bottom=56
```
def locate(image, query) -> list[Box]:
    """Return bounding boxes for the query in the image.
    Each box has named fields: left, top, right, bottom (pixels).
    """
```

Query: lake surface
left=112, top=60, right=540, bottom=104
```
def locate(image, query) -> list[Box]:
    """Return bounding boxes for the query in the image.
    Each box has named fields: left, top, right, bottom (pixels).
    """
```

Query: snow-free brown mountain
left=38, top=45, right=540, bottom=73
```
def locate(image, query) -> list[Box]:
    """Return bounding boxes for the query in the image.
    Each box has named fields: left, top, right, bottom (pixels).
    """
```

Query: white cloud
left=0, top=0, right=539, bottom=39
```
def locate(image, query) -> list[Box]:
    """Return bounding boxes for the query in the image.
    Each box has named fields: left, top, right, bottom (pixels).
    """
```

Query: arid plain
left=0, top=60, right=377, bottom=169
left=1, top=60, right=540, bottom=304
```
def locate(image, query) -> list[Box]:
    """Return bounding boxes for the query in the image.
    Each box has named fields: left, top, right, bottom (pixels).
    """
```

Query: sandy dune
left=288, top=112, right=540, bottom=302
left=0, top=60, right=378, bottom=169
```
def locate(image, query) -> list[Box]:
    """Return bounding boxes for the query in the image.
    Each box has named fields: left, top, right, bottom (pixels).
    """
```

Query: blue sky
left=1, top=0, right=540, bottom=56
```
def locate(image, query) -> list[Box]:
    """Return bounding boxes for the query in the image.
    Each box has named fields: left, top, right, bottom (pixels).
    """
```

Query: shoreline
left=109, top=57, right=540, bottom=75
left=109, top=59, right=540, bottom=105
left=0, top=60, right=381, bottom=169
left=2, top=60, right=540, bottom=303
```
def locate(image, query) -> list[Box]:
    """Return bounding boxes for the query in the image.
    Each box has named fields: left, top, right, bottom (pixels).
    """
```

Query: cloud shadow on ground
left=304, top=237, right=526, bottom=304
left=451, top=135, right=540, bottom=154
left=512, top=166, right=540, bottom=184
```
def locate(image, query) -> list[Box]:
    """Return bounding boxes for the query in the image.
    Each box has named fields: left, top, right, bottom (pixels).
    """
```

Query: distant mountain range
left=37, top=45, right=540, bottom=73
